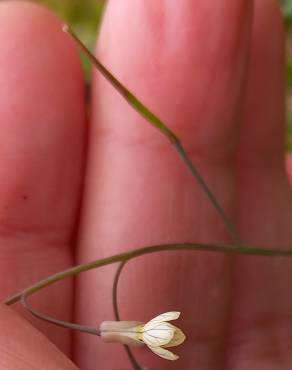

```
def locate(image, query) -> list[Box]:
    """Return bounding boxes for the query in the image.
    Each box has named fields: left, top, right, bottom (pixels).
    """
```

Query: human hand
left=1, top=1, right=292, bottom=370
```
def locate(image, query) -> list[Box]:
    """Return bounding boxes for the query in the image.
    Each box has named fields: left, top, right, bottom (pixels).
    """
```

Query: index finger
left=75, top=1, right=252, bottom=369
left=0, top=0, right=86, bottom=354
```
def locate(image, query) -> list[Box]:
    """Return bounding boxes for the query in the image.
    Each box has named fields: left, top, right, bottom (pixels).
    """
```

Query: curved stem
left=112, top=262, right=144, bottom=370
left=123, top=346, right=144, bottom=370
left=21, top=293, right=100, bottom=336
left=112, top=261, right=126, bottom=321
left=4, top=241, right=292, bottom=306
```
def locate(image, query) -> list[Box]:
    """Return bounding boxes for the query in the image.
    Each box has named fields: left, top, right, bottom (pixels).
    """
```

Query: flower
left=100, top=311, right=186, bottom=360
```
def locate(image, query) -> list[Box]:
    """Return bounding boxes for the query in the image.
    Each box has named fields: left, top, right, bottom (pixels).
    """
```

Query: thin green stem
left=62, top=25, right=178, bottom=144
left=62, top=25, right=240, bottom=244
left=4, top=241, right=292, bottom=306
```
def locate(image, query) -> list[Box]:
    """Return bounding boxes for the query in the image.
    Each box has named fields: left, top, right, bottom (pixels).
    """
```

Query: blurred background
left=33, top=0, right=292, bottom=151
left=37, top=0, right=105, bottom=79
left=282, top=0, right=292, bottom=150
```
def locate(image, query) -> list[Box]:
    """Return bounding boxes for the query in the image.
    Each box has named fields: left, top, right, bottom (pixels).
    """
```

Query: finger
left=75, top=1, right=252, bottom=369
left=0, top=304, right=78, bottom=370
left=0, top=1, right=86, bottom=355
left=230, top=1, right=292, bottom=368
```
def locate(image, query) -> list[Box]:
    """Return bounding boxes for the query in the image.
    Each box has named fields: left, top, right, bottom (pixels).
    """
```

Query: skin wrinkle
left=0, top=223, right=69, bottom=242
left=92, top=126, right=241, bottom=167
left=93, top=1, right=251, bottom=156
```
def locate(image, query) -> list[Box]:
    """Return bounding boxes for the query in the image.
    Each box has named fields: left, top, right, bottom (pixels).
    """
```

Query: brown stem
left=21, top=293, right=100, bottom=336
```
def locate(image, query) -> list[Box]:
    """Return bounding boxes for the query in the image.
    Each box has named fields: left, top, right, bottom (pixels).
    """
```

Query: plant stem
left=4, top=241, right=292, bottom=306
left=112, top=261, right=126, bottom=321
left=21, top=293, right=100, bottom=336
left=112, top=262, right=143, bottom=370
left=173, top=141, right=240, bottom=243
left=62, top=25, right=178, bottom=144
left=62, top=25, right=240, bottom=244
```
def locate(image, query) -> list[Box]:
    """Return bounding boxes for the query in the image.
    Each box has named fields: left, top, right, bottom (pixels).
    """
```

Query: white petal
left=147, top=345, right=179, bottom=360
left=142, top=322, right=175, bottom=347
left=163, top=326, right=186, bottom=348
left=144, top=312, right=180, bottom=329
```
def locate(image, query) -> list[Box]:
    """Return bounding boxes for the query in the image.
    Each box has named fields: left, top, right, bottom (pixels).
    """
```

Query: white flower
left=100, top=311, right=186, bottom=360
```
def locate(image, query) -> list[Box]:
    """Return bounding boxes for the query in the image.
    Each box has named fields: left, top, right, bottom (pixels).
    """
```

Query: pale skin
left=0, top=0, right=292, bottom=369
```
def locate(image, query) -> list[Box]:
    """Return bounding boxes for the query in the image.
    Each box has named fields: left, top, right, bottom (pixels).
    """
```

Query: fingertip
left=0, top=0, right=86, bottom=234
left=0, top=304, right=78, bottom=369
left=0, top=1, right=67, bottom=44
left=93, top=0, right=253, bottom=161
left=0, top=0, right=84, bottom=94
left=0, top=1, right=85, bottom=352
